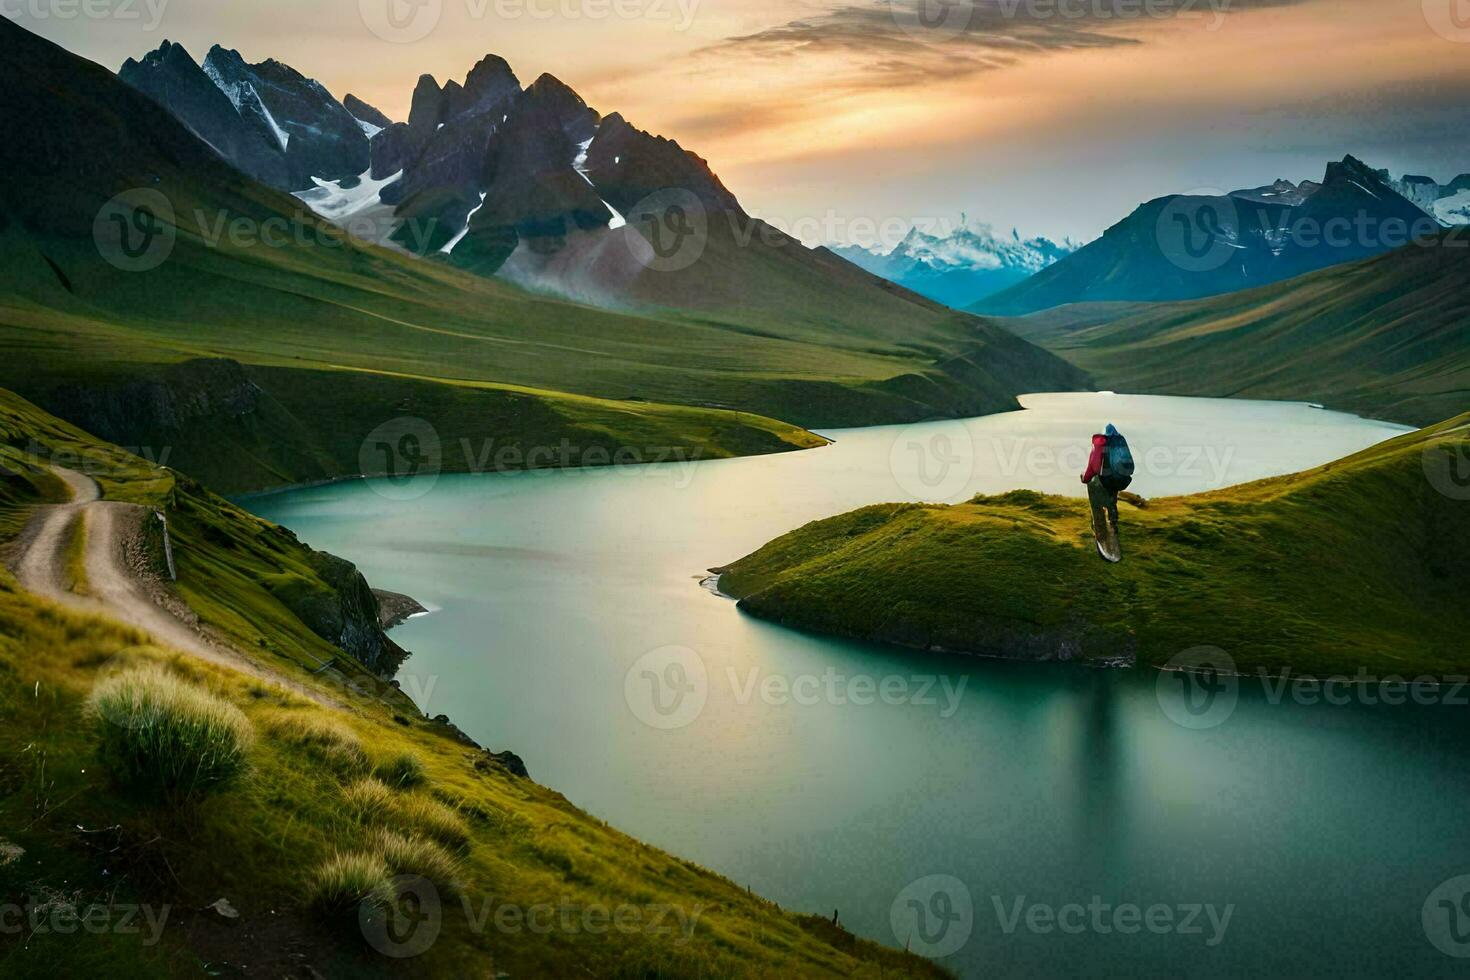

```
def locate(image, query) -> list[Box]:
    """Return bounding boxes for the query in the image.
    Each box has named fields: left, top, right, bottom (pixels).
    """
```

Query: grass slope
left=0, top=386, right=950, bottom=977
left=719, top=415, right=1470, bottom=677
left=994, top=233, right=1470, bottom=427
left=0, top=18, right=1082, bottom=493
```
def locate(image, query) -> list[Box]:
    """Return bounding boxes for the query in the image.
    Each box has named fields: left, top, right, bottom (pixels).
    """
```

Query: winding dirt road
left=8, top=467, right=337, bottom=705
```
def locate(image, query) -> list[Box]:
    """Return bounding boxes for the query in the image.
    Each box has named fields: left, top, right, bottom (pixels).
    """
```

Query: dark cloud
left=704, top=0, right=1319, bottom=86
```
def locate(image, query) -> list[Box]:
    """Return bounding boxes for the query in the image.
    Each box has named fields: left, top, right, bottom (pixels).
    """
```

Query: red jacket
left=1081, top=433, right=1108, bottom=484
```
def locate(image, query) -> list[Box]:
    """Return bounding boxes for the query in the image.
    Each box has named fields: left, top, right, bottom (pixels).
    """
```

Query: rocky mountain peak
left=407, top=73, right=445, bottom=132
left=343, top=94, right=393, bottom=130
left=464, top=53, right=518, bottom=95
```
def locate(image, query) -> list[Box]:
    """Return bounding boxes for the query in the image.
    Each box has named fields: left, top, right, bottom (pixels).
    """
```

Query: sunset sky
left=14, top=0, right=1470, bottom=245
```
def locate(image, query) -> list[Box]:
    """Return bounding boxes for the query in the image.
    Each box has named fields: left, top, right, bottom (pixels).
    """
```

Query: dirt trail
left=12, top=466, right=97, bottom=592
left=8, top=468, right=339, bottom=707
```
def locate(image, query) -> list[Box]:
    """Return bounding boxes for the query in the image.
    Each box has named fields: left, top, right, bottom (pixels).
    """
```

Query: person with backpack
left=1080, top=423, right=1134, bottom=530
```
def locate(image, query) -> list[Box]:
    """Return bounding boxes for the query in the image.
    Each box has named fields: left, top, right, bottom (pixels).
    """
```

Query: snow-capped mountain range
left=832, top=219, right=1076, bottom=308
left=974, top=156, right=1455, bottom=315
left=1380, top=169, right=1470, bottom=224
left=116, top=41, right=1469, bottom=320
left=120, top=42, right=370, bottom=192
left=122, top=41, right=955, bottom=319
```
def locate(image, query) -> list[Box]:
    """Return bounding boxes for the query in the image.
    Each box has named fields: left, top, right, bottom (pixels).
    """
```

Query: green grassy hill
left=0, top=386, right=950, bottom=977
left=0, top=18, right=1083, bottom=493
left=718, top=415, right=1470, bottom=677
left=994, top=232, right=1470, bottom=427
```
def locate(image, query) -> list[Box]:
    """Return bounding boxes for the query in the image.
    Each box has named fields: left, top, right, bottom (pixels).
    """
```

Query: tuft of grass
left=267, top=713, right=369, bottom=776
left=374, top=751, right=426, bottom=789
left=370, top=828, right=463, bottom=895
left=87, top=667, right=253, bottom=802
left=395, top=794, right=472, bottom=853
left=343, top=777, right=472, bottom=852
left=306, top=851, right=395, bottom=918
left=343, top=776, right=395, bottom=818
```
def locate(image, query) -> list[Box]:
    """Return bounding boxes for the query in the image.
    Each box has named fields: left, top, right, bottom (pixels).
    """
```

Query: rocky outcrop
left=475, top=748, right=529, bottom=779
left=372, top=588, right=427, bottom=629
left=343, top=94, right=393, bottom=132
left=284, top=550, right=411, bottom=677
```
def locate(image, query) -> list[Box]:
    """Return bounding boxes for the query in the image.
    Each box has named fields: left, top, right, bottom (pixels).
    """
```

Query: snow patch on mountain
left=1433, top=189, right=1470, bottom=226
left=442, top=192, right=488, bottom=254
left=573, top=135, right=594, bottom=175
left=293, top=167, right=403, bottom=235
left=833, top=217, right=1075, bottom=308
left=604, top=199, right=626, bottom=229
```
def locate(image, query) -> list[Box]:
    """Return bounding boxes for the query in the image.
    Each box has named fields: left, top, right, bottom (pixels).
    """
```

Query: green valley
left=997, top=231, right=1470, bottom=427
left=0, top=18, right=1081, bottom=494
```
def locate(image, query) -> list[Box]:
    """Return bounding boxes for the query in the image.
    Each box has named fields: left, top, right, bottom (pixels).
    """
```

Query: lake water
left=249, top=394, right=1470, bottom=976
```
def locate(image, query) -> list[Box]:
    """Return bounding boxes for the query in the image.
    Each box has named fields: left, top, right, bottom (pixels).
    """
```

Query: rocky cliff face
left=342, top=94, right=392, bottom=133
left=290, top=550, right=411, bottom=677
left=119, top=40, right=293, bottom=189
left=121, top=40, right=369, bottom=192
left=202, top=46, right=369, bottom=189
left=39, top=358, right=262, bottom=448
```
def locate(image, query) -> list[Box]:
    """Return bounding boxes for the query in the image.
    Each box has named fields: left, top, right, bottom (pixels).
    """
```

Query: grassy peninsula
left=718, top=415, right=1470, bottom=678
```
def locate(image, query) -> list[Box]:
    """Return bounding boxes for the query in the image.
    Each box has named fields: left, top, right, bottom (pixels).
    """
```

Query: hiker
left=1081, top=423, right=1134, bottom=528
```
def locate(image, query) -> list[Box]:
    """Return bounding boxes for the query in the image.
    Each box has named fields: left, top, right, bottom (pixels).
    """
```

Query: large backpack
left=1100, top=428, right=1134, bottom=493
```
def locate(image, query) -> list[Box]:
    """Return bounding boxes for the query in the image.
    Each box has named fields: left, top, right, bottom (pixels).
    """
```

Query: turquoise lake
left=248, top=393, right=1470, bottom=976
